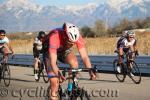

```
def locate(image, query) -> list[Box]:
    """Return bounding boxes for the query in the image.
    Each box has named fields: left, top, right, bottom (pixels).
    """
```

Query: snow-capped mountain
left=0, top=0, right=150, bottom=32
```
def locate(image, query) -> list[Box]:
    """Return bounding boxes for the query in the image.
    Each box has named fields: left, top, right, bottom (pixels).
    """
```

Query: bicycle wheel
left=46, top=85, right=66, bottom=100
left=41, top=63, right=49, bottom=83
left=0, top=65, right=2, bottom=81
left=3, top=64, right=11, bottom=87
left=71, top=88, right=90, bottom=100
left=113, top=59, right=126, bottom=82
left=37, top=62, right=42, bottom=82
left=128, top=61, right=141, bottom=84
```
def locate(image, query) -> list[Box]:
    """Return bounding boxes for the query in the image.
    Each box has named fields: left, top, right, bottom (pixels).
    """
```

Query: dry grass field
left=8, top=31, right=150, bottom=55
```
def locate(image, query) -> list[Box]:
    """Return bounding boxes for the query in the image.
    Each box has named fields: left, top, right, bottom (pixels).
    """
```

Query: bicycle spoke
left=113, top=59, right=126, bottom=82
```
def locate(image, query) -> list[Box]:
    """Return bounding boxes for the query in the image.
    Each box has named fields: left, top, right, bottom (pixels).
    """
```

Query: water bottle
left=67, top=82, right=73, bottom=91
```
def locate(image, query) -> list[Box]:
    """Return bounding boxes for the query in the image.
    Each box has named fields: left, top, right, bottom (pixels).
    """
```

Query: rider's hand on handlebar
left=135, top=50, right=139, bottom=56
left=58, top=71, right=66, bottom=83
left=89, top=68, right=97, bottom=80
left=11, top=51, right=15, bottom=59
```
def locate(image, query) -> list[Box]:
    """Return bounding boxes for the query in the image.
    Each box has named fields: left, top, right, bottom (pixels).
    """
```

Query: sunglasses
left=0, top=34, right=5, bottom=36
left=129, top=37, right=134, bottom=38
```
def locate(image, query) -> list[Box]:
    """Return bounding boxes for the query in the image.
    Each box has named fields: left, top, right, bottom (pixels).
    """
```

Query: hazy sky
left=32, top=0, right=108, bottom=7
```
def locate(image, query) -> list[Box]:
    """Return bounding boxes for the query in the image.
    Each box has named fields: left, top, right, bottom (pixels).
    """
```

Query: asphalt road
left=0, top=66, right=150, bottom=100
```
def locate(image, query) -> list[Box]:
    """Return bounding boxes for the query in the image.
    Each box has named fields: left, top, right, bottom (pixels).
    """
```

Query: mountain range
left=0, top=0, right=150, bottom=33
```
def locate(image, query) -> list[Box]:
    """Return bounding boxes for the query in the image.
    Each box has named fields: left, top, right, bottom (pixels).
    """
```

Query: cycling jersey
left=117, top=37, right=136, bottom=49
left=49, top=28, right=85, bottom=54
left=33, top=37, right=43, bottom=50
left=0, top=37, right=9, bottom=48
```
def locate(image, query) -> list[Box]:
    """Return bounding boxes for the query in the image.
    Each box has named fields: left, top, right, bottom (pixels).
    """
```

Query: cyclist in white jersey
left=116, top=30, right=138, bottom=74
left=33, top=31, right=46, bottom=80
left=0, top=30, right=14, bottom=63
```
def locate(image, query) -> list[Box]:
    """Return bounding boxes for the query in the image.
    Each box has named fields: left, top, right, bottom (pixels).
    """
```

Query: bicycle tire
left=37, top=66, right=42, bottom=82
left=0, top=65, right=2, bottom=81
left=70, top=88, right=90, bottom=100
left=37, top=62, right=43, bottom=82
left=113, top=59, right=126, bottom=82
left=128, top=61, right=141, bottom=84
left=46, top=85, right=65, bottom=100
left=42, top=71, right=49, bottom=83
left=41, top=63, right=49, bottom=83
left=3, top=64, right=11, bottom=87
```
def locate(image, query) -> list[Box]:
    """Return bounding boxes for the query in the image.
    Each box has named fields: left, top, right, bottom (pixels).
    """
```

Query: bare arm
left=78, top=47, right=92, bottom=68
left=49, top=51, right=60, bottom=76
left=6, top=43, right=14, bottom=54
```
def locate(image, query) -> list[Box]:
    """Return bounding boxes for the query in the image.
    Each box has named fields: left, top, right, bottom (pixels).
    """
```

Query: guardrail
left=7, top=54, right=150, bottom=76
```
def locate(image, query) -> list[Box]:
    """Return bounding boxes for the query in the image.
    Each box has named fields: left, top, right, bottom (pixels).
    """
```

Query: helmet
left=0, top=30, right=6, bottom=35
left=38, top=31, right=45, bottom=38
left=126, top=30, right=135, bottom=37
left=63, top=23, right=80, bottom=42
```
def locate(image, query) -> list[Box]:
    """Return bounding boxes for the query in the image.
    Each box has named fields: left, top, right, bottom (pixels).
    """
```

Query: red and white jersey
left=48, top=28, right=85, bottom=53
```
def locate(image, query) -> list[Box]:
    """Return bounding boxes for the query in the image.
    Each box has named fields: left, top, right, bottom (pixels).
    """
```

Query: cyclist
left=0, top=30, right=14, bottom=64
left=46, top=23, right=97, bottom=99
left=116, top=30, right=138, bottom=73
left=33, top=31, right=46, bottom=80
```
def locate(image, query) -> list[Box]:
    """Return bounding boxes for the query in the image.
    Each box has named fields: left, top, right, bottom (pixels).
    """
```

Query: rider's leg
left=65, top=51, right=78, bottom=69
left=48, top=71, right=59, bottom=100
left=64, top=51, right=78, bottom=91
left=129, top=45, right=135, bottom=60
left=128, top=46, right=135, bottom=69
left=118, top=47, right=124, bottom=64
left=2, top=47, right=9, bottom=64
left=33, top=48, right=40, bottom=80
left=34, top=58, right=40, bottom=72
left=46, top=55, right=59, bottom=99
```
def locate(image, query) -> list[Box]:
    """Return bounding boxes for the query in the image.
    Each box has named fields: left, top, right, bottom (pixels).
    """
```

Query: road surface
left=0, top=66, right=150, bottom=100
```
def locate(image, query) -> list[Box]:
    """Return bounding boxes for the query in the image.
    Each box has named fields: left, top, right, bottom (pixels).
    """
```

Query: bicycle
left=47, top=66, right=98, bottom=100
left=113, top=51, right=141, bottom=84
left=0, top=53, right=13, bottom=87
left=36, top=57, right=49, bottom=83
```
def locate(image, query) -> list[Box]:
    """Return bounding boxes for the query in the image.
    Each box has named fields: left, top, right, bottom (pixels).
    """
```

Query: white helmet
left=122, top=30, right=135, bottom=37
left=126, top=30, right=135, bottom=37
left=63, top=23, right=80, bottom=42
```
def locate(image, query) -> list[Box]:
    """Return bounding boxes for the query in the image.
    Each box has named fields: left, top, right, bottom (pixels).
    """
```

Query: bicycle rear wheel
left=128, top=61, right=141, bottom=84
left=113, top=59, right=126, bottom=82
left=3, top=64, right=11, bottom=87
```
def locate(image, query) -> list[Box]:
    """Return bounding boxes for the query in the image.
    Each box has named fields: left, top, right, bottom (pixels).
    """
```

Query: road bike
left=113, top=51, right=141, bottom=84
left=0, top=53, right=13, bottom=87
left=36, top=57, right=49, bottom=83
left=47, top=66, right=98, bottom=100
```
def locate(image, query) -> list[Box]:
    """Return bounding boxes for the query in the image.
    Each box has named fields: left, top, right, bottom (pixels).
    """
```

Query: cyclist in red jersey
left=46, top=23, right=96, bottom=99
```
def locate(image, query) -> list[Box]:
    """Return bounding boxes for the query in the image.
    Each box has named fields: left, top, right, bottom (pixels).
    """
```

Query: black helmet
left=38, top=31, right=45, bottom=39
left=0, top=30, right=6, bottom=35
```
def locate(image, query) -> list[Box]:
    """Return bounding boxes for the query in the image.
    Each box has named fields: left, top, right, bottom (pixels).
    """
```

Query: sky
left=32, top=0, right=108, bottom=7
left=0, top=0, right=108, bottom=7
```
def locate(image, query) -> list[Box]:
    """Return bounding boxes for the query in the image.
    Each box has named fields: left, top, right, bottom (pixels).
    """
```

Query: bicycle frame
left=114, top=51, right=141, bottom=84
left=47, top=67, right=97, bottom=99
left=0, top=53, right=13, bottom=87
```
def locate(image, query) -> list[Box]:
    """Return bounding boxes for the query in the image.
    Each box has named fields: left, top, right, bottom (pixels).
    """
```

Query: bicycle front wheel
left=46, top=85, right=66, bottom=100
left=71, top=88, right=90, bottom=100
left=128, top=61, right=141, bottom=84
left=41, top=63, right=49, bottom=83
left=113, top=59, right=126, bottom=82
left=3, top=64, right=11, bottom=87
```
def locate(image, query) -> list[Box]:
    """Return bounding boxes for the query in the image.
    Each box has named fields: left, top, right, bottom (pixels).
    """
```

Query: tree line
left=80, top=17, right=150, bottom=37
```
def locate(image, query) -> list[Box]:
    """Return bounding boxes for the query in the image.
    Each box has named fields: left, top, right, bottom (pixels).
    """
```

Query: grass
left=10, top=38, right=34, bottom=54
left=8, top=31, right=150, bottom=55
